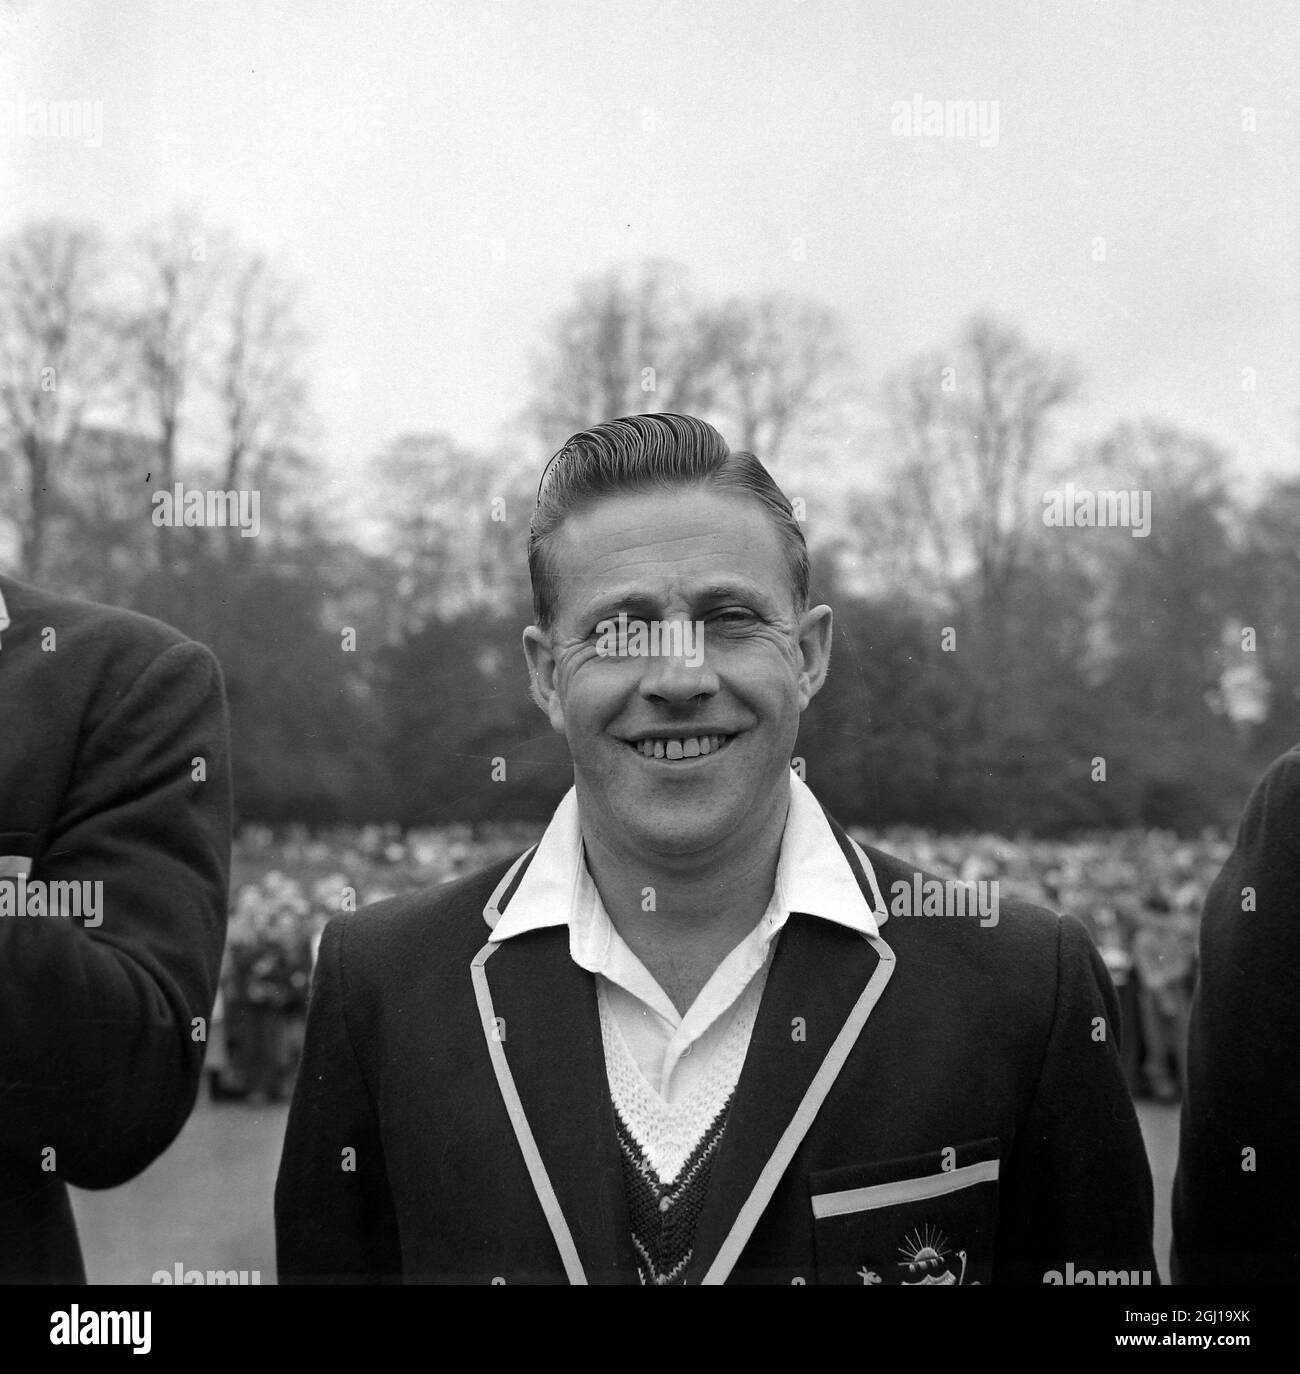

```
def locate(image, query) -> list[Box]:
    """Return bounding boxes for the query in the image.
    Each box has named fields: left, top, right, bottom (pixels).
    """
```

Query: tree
left=216, top=251, right=311, bottom=490
left=1077, top=422, right=1250, bottom=828
left=1237, top=475, right=1300, bottom=758
left=529, top=259, right=723, bottom=449
left=46, top=426, right=159, bottom=606
left=529, top=262, right=855, bottom=466
left=868, top=315, right=1085, bottom=821
left=1087, top=421, right=1236, bottom=703
left=709, top=291, right=852, bottom=462
left=0, top=219, right=116, bottom=581
left=366, top=433, right=534, bottom=630
left=125, top=210, right=226, bottom=492
left=879, top=312, right=1079, bottom=617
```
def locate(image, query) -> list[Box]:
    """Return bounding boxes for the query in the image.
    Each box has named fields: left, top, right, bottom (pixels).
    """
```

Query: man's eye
left=711, top=609, right=756, bottom=626
left=591, top=617, right=648, bottom=643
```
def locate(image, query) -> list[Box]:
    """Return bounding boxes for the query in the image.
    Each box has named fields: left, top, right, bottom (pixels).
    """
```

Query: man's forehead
left=548, top=489, right=788, bottom=609
left=551, top=488, right=778, bottom=557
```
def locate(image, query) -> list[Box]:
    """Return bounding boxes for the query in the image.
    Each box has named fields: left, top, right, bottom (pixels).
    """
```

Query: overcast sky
left=2, top=0, right=1296, bottom=490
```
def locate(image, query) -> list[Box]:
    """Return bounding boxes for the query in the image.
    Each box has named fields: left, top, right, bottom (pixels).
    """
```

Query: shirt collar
left=485, top=771, right=885, bottom=943
left=0, top=585, right=10, bottom=647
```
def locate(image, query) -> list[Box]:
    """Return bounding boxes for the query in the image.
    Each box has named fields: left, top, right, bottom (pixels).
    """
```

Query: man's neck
left=580, top=797, right=789, bottom=1016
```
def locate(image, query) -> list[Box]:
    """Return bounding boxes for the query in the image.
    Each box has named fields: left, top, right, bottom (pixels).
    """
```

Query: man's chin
left=584, top=790, right=739, bottom=860
left=617, top=817, right=734, bottom=862
left=573, top=747, right=790, bottom=858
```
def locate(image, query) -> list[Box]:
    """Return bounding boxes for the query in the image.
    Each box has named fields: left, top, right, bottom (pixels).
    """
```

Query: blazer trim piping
left=811, top=1157, right=1000, bottom=1219
left=471, top=939, right=588, bottom=1284
left=481, top=845, right=539, bottom=931
left=844, top=834, right=890, bottom=928
left=699, top=928, right=898, bottom=1285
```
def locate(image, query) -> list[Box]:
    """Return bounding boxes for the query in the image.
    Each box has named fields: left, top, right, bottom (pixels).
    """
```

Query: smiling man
left=275, top=413, right=1155, bottom=1285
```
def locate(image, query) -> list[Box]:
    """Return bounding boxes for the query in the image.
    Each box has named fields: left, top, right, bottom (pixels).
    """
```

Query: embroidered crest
left=897, top=1224, right=975, bottom=1285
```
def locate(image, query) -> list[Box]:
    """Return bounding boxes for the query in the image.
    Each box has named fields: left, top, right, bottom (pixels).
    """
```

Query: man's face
left=523, top=487, right=832, bottom=865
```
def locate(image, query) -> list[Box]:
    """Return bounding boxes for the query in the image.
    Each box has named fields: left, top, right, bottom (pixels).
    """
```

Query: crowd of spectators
left=865, top=826, right=1225, bottom=1102
left=206, top=823, right=532, bottom=1102
left=207, top=821, right=1227, bottom=1106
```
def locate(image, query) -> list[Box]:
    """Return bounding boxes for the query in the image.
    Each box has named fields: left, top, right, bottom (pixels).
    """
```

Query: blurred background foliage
left=3, top=215, right=1295, bottom=835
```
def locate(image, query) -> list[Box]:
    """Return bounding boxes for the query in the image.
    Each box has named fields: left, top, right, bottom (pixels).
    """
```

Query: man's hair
left=528, top=412, right=811, bottom=632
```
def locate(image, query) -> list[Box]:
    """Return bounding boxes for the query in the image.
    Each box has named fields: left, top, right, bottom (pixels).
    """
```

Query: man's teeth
left=633, top=734, right=730, bottom=760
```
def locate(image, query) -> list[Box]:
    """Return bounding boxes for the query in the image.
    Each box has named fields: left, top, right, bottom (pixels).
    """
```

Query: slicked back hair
left=528, top=412, right=810, bottom=632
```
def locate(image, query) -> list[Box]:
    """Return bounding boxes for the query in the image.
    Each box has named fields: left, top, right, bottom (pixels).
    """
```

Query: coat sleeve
left=995, top=913, right=1157, bottom=1284
left=1172, top=746, right=1300, bottom=1283
left=274, top=916, right=403, bottom=1283
left=0, top=638, right=231, bottom=1188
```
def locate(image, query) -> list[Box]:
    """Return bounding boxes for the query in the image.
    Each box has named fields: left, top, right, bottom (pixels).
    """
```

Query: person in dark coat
left=1172, top=744, right=1300, bottom=1283
left=0, top=574, right=232, bottom=1283
left=276, top=414, right=1154, bottom=1285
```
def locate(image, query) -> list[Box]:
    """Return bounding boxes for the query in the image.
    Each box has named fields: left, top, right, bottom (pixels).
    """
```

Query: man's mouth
left=626, top=733, right=737, bottom=761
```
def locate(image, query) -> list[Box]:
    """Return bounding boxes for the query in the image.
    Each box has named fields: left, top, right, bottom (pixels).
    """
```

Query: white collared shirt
left=487, top=772, right=887, bottom=1116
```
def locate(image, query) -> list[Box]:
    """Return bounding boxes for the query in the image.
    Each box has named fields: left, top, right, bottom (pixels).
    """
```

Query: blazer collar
left=483, top=775, right=890, bottom=942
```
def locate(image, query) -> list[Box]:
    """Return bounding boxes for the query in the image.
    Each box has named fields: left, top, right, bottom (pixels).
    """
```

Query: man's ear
left=795, top=604, right=834, bottom=711
left=522, top=625, right=566, bottom=733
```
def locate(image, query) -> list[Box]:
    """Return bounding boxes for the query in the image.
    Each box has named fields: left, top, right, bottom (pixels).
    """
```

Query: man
left=276, top=413, right=1154, bottom=1285
left=1133, top=893, right=1196, bottom=1102
left=1172, top=744, right=1300, bottom=1283
left=0, top=574, right=232, bottom=1282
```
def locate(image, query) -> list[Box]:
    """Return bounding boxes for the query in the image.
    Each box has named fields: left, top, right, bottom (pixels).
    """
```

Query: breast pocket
left=810, top=1139, right=1000, bottom=1286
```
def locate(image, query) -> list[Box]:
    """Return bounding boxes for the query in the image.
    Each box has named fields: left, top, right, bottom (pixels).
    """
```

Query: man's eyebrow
left=693, top=583, right=772, bottom=606
left=580, top=593, right=659, bottom=624
left=577, top=590, right=654, bottom=623
left=578, top=583, right=773, bottom=623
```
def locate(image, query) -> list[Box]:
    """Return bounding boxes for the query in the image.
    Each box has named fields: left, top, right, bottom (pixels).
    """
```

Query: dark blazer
left=276, top=816, right=1155, bottom=1285
left=0, top=575, right=232, bottom=1283
left=1172, top=744, right=1300, bottom=1284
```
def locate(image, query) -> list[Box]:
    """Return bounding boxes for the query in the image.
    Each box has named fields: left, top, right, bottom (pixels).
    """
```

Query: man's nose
left=636, top=628, right=717, bottom=703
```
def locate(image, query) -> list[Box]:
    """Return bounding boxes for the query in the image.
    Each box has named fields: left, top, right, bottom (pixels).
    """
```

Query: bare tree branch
left=0, top=219, right=116, bottom=580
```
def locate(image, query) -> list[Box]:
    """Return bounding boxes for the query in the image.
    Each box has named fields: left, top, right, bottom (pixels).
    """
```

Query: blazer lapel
left=475, top=926, right=639, bottom=1285
left=685, top=816, right=896, bottom=1284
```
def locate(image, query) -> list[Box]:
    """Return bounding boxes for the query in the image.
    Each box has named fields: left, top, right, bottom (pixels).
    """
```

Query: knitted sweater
left=598, top=975, right=766, bottom=1284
